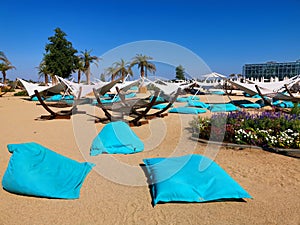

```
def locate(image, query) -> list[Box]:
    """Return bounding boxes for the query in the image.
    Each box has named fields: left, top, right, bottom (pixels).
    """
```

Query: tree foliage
left=78, top=49, right=100, bottom=84
left=130, top=54, right=156, bottom=78
left=113, top=59, right=132, bottom=82
left=44, top=28, right=79, bottom=78
left=0, top=51, right=15, bottom=83
left=175, top=65, right=185, bottom=80
left=36, top=60, right=50, bottom=85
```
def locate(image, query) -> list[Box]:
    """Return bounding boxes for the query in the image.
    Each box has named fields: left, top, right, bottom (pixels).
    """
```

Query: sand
left=0, top=93, right=299, bottom=225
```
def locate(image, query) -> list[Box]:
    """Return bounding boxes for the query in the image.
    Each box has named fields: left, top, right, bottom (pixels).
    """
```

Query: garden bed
left=189, top=110, right=300, bottom=158
left=191, top=134, right=300, bottom=158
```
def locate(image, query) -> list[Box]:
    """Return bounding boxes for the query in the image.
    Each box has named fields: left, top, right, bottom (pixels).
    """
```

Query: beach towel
left=169, top=107, right=206, bottom=114
left=143, top=154, right=252, bottom=206
left=2, top=142, right=94, bottom=199
left=90, top=121, right=144, bottom=155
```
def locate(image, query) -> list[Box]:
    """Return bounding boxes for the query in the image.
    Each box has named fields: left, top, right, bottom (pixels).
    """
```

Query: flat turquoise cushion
left=31, top=96, right=44, bottom=101
left=169, top=107, right=206, bottom=114
left=211, top=90, right=225, bottom=95
left=278, top=101, right=294, bottom=108
left=150, top=96, right=165, bottom=102
left=130, top=86, right=138, bottom=90
left=251, top=94, right=261, bottom=98
left=239, top=103, right=261, bottom=108
left=90, top=121, right=144, bottom=155
left=125, top=92, right=136, bottom=98
left=152, top=103, right=173, bottom=110
left=2, top=142, right=94, bottom=199
left=209, top=103, right=239, bottom=112
left=63, top=95, right=74, bottom=100
left=100, top=96, right=121, bottom=104
left=45, top=94, right=63, bottom=101
left=186, top=100, right=210, bottom=108
left=176, top=96, right=200, bottom=102
left=143, top=154, right=252, bottom=205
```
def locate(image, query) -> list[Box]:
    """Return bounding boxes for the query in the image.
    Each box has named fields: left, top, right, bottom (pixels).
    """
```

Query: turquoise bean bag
left=143, top=154, right=252, bottom=205
left=169, top=107, right=206, bottom=114
left=90, top=121, right=144, bottom=155
left=2, top=142, right=94, bottom=199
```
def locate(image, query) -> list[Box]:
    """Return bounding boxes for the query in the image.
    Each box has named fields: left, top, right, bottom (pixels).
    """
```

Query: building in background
left=243, top=60, right=300, bottom=81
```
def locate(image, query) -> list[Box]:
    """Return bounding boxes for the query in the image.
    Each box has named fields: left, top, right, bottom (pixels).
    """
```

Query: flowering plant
left=190, top=111, right=300, bottom=149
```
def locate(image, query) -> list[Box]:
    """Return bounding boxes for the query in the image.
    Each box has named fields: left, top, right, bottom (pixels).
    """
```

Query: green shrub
left=14, top=91, right=28, bottom=96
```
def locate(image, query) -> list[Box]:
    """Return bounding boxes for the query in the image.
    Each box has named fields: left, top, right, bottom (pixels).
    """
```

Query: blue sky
left=1, top=0, right=300, bottom=81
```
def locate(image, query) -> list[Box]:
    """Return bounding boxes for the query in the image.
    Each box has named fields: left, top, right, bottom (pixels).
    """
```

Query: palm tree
left=130, top=54, right=156, bottom=78
left=0, top=51, right=10, bottom=64
left=105, top=66, right=117, bottom=81
left=0, top=52, right=15, bottom=84
left=36, top=60, right=50, bottom=85
left=113, top=59, right=133, bottom=82
left=79, top=49, right=101, bottom=84
left=76, top=59, right=85, bottom=84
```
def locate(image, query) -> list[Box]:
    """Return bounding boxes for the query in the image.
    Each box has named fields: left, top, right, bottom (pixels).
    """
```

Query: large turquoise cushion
left=90, top=121, right=144, bottom=155
left=143, top=154, right=252, bottom=205
left=2, top=142, right=94, bottom=199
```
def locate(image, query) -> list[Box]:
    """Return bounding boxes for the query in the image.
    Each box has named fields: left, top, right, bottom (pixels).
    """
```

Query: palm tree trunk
left=86, top=68, right=90, bottom=84
left=51, top=75, right=58, bottom=85
left=45, top=74, right=49, bottom=85
left=78, top=71, right=81, bottom=84
left=122, top=70, right=125, bottom=82
left=140, top=66, right=145, bottom=78
left=2, top=71, right=6, bottom=84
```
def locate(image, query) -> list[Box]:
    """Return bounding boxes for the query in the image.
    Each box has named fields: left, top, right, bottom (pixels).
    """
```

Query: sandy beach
left=0, top=93, right=299, bottom=225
